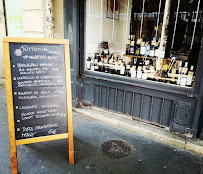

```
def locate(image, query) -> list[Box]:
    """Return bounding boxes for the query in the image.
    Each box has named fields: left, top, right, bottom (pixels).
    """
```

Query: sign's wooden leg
left=3, top=41, right=18, bottom=174
left=10, top=145, right=18, bottom=174
left=68, top=127, right=74, bottom=164
left=65, top=43, right=74, bottom=164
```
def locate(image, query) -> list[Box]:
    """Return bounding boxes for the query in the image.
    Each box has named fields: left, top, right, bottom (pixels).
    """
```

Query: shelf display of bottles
left=126, top=35, right=161, bottom=58
left=86, top=41, right=195, bottom=88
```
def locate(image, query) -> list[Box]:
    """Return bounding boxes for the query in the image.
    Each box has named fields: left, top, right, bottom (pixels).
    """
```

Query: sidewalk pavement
left=74, top=107, right=203, bottom=156
left=0, top=86, right=203, bottom=174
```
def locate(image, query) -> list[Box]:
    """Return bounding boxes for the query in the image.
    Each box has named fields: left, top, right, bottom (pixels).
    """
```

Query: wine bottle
left=108, top=55, right=114, bottom=74
left=130, top=58, right=137, bottom=78
left=155, top=42, right=160, bottom=57
left=130, top=35, right=135, bottom=55
left=117, top=62, right=121, bottom=75
left=94, top=55, right=99, bottom=71
left=103, top=55, right=109, bottom=73
left=148, top=65, right=155, bottom=80
left=186, top=65, right=194, bottom=87
left=126, top=35, right=131, bottom=55
left=113, top=61, right=118, bottom=74
left=136, top=38, right=141, bottom=56
left=90, top=57, right=95, bottom=71
left=130, top=66, right=136, bottom=78
left=176, top=61, right=183, bottom=85
left=100, top=56, right=104, bottom=72
left=145, top=42, right=150, bottom=57
left=142, top=61, right=148, bottom=80
left=180, top=62, right=188, bottom=86
left=150, top=39, right=156, bottom=57
left=137, top=60, right=143, bottom=79
left=161, top=64, right=169, bottom=83
left=120, top=57, right=126, bottom=76
left=126, top=62, right=131, bottom=76
left=86, top=55, right=91, bottom=70
left=140, top=41, right=145, bottom=56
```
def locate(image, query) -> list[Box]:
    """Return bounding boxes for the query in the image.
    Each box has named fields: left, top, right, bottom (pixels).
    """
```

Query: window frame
left=79, top=0, right=203, bottom=97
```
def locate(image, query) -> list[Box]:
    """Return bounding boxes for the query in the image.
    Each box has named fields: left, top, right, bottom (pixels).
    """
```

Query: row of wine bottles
left=126, top=36, right=165, bottom=58
left=86, top=54, right=194, bottom=87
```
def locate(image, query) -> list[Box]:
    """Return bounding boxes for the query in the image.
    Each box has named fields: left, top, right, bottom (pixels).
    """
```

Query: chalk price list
left=10, top=43, right=68, bottom=140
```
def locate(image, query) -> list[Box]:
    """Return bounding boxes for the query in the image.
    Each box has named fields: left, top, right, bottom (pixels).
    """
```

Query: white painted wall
left=22, top=0, right=46, bottom=38
left=85, top=0, right=132, bottom=57
left=22, top=0, right=64, bottom=38
left=0, top=0, right=6, bottom=84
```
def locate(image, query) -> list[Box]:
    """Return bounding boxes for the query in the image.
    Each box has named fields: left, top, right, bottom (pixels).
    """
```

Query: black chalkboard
left=10, top=43, right=68, bottom=140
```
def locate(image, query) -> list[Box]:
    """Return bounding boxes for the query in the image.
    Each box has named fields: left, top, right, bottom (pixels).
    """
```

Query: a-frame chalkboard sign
left=3, top=37, right=74, bottom=174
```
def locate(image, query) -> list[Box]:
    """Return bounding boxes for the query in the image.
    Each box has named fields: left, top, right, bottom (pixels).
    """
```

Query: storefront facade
left=64, top=0, right=203, bottom=138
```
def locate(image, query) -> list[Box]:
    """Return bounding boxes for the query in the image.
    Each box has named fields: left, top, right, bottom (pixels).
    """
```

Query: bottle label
left=86, top=62, right=91, bottom=70
left=180, top=77, right=187, bottom=86
left=155, top=49, right=159, bottom=57
left=140, top=47, right=145, bottom=55
left=141, top=42, right=145, bottom=47
left=126, top=40, right=130, bottom=45
left=137, top=71, right=142, bottom=79
left=188, top=71, right=194, bottom=77
left=150, top=66, right=155, bottom=71
left=131, top=35, right=135, bottom=40
left=114, top=63, right=119, bottom=70
left=91, top=65, right=95, bottom=71
left=130, top=41, right=135, bottom=46
left=179, top=67, right=183, bottom=73
left=186, top=76, right=192, bottom=86
left=172, top=69, right=176, bottom=74
left=104, top=59, right=108, bottom=63
left=151, top=41, right=156, bottom=46
left=131, top=70, right=136, bottom=78
left=145, top=45, right=150, bottom=56
left=142, top=73, right=148, bottom=79
left=130, top=47, right=134, bottom=54
left=137, top=66, right=142, bottom=71
left=131, top=66, right=136, bottom=71
left=143, top=66, right=147, bottom=71
left=136, top=49, right=140, bottom=55
left=137, top=38, right=142, bottom=44
left=177, top=76, right=181, bottom=85
left=150, top=50, right=155, bottom=57
left=104, top=50, right=108, bottom=54
left=98, top=61, right=103, bottom=66
left=120, top=67, right=125, bottom=75
left=149, top=72, right=155, bottom=78
left=182, top=67, right=188, bottom=74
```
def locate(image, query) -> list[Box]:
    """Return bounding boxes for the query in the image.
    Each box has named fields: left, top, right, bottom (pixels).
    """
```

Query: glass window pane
left=169, top=0, right=203, bottom=72
left=84, top=0, right=202, bottom=89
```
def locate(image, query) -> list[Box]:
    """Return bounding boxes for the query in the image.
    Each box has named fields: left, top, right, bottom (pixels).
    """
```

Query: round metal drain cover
left=101, top=140, right=133, bottom=160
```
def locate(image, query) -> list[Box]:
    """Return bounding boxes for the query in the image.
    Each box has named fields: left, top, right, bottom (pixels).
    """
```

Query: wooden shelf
left=152, top=76, right=177, bottom=82
left=123, top=55, right=157, bottom=60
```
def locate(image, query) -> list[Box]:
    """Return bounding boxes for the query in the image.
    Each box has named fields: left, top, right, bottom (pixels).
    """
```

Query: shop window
left=85, top=0, right=203, bottom=88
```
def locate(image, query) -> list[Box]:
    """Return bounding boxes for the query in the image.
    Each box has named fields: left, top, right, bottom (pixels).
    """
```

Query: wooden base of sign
left=3, top=37, right=74, bottom=174
left=16, top=133, right=69, bottom=145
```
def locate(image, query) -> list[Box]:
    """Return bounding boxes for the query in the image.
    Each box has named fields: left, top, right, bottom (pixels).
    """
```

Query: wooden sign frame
left=3, top=37, right=74, bottom=174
